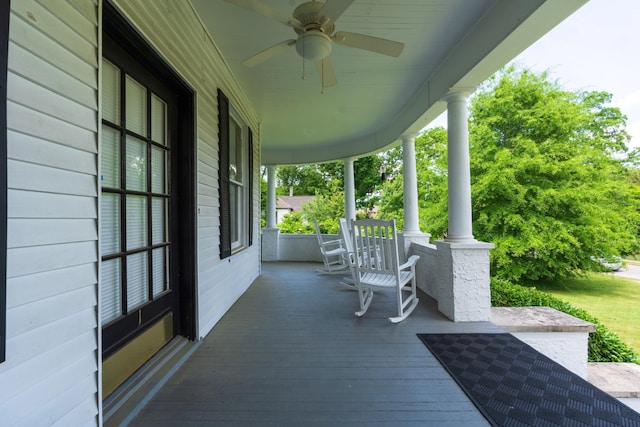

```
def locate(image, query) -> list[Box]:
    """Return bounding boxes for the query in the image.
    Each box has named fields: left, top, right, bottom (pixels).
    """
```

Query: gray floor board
left=130, top=262, right=497, bottom=426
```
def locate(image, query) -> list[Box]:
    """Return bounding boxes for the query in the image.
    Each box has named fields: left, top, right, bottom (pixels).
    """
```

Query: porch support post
left=401, top=133, right=431, bottom=260
left=445, top=90, right=475, bottom=243
left=432, top=88, right=493, bottom=322
left=344, top=158, right=356, bottom=222
left=262, top=165, right=280, bottom=261
left=402, top=133, right=420, bottom=234
left=266, top=165, right=277, bottom=228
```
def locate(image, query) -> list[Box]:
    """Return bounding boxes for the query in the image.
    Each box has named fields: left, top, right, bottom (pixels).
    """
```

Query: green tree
left=379, top=66, right=640, bottom=283
left=277, top=156, right=384, bottom=210
left=278, top=180, right=345, bottom=234
left=277, top=165, right=328, bottom=196
left=470, top=67, right=639, bottom=283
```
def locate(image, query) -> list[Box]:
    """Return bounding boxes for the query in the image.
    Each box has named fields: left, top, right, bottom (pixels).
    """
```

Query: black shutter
left=0, top=0, right=8, bottom=363
left=218, top=89, right=231, bottom=259
left=248, top=128, right=254, bottom=246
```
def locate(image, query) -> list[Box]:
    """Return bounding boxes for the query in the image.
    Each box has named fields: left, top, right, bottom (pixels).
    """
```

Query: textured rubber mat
left=417, top=333, right=640, bottom=427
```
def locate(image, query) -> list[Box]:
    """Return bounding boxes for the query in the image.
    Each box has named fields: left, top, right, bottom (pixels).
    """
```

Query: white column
left=344, top=158, right=356, bottom=222
left=445, top=90, right=475, bottom=243
left=402, top=133, right=420, bottom=234
left=266, top=165, right=277, bottom=228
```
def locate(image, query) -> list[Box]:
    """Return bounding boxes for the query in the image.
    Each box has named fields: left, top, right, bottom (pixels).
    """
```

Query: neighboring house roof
left=276, top=196, right=315, bottom=212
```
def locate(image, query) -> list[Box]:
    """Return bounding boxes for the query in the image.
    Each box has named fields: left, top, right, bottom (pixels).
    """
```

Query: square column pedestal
left=434, top=240, right=494, bottom=322
left=261, top=227, right=280, bottom=261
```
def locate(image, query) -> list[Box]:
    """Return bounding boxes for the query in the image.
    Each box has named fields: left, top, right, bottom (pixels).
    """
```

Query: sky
left=430, top=0, right=640, bottom=148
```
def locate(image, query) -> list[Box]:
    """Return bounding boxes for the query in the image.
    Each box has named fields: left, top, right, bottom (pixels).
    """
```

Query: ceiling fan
left=224, top=0, right=405, bottom=88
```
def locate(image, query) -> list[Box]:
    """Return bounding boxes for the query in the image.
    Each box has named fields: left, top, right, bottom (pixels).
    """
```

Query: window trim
left=0, top=0, right=9, bottom=364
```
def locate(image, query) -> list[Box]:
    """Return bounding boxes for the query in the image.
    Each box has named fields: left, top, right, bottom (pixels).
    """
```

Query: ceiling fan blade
left=241, top=39, right=296, bottom=67
left=319, top=0, right=355, bottom=25
left=315, top=57, right=337, bottom=88
left=224, top=0, right=301, bottom=28
left=333, top=31, right=405, bottom=57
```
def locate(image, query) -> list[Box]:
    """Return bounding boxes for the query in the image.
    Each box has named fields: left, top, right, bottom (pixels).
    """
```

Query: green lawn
left=536, top=273, right=640, bottom=353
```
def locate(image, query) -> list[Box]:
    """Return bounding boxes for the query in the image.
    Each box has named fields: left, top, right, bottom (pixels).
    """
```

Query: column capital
left=444, top=87, right=475, bottom=103
left=401, top=132, right=419, bottom=142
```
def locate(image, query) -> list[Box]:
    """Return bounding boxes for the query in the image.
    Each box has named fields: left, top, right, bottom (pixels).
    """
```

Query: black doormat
left=417, top=333, right=640, bottom=427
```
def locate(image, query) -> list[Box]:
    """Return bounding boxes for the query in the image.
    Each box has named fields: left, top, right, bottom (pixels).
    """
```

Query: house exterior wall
left=1, top=0, right=261, bottom=424
left=2, top=0, right=100, bottom=425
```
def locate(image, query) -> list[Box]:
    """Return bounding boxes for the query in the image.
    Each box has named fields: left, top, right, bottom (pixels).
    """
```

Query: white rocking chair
left=314, top=218, right=348, bottom=274
left=350, top=219, right=420, bottom=323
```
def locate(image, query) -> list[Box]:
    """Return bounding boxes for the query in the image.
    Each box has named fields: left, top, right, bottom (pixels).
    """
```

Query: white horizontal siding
left=8, top=130, right=96, bottom=175
left=8, top=218, right=97, bottom=247
left=111, top=0, right=262, bottom=339
left=2, top=1, right=99, bottom=426
left=8, top=189, right=97, bottom=219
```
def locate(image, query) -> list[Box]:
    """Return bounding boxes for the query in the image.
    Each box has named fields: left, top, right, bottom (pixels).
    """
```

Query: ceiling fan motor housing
left=296, top=30, right=332, bottom=61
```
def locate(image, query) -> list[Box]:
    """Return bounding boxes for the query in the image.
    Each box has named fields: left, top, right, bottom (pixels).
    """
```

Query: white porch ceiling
left=191, top=0, right=588, bottom=165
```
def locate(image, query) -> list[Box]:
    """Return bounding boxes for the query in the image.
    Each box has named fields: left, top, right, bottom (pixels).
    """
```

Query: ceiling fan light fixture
left=296, top=30, right=332, bottom=61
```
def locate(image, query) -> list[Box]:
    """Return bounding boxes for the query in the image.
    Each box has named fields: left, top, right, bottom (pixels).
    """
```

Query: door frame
left=102, top=0, right=196, bottom=356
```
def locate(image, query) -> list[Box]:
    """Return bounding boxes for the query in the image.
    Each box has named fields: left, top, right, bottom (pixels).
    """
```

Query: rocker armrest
left=399, top=255, right=420, bottom=271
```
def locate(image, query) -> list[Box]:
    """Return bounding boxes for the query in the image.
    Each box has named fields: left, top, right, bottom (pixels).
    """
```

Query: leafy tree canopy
left=469, top=66, right=640, bottom=283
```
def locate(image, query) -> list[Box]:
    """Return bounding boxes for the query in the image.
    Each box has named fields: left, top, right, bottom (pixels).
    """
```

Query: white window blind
left=101, top=192, right=120, bottom=254
left=126, top=135, right=146, bottom=191
left=101, top=125, right=120, bottom=188
left=151, top=94, right=166, bottom=144
left=102, top=59, right=120, bottom=124
left=126, top=195, right=147, bottom=250
left=101, top=259, right=121, bottom=324
left=125, top=75, right=147, bottom=136
left=127, top=252, right=148, bottom=310
left=152, top=248, right=166, bottom=297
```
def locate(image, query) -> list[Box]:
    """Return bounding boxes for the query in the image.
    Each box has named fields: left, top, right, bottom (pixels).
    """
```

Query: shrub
left=491, top=278, right=638, bottom=363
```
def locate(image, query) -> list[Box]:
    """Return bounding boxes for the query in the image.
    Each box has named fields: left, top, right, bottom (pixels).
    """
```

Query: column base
left=434, top=240, right=494, bottom=322
left=261, top=227, right=280, bottom=261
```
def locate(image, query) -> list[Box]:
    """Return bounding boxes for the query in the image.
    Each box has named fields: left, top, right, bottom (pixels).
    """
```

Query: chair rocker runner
left=313, top=218, right=348, bottom=274
left=350, top=219, right=420, bottom=323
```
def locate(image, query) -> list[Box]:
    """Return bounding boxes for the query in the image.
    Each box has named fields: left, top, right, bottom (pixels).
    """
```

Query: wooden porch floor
left=129, top=262, right=504, bottom=426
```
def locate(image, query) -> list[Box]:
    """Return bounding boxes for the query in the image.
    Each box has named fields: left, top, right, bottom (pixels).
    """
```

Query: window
left=0, top=0, right=8, bottom=363
left=218, top=89, right=253, bottom=258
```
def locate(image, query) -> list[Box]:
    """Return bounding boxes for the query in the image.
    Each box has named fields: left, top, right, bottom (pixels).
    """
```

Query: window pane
left=102, top=59, right=120, bottom=124
left=127, top=252, right=149, bottom=311
left=125, top=75, right=147, bottom=135
left=229, top=118, right=240, bottom=181
left=126, top=135, right=147, bottom=191
left=151, top=146, right=165, bottom=194
left=101, top=193, right=120, bottom=254
left=152, top=197, right=165, bottom=245
left=151, top=94, right=166, bottom=145
left=101, top=258, right=121, bottom=324
left=101, top=125, right=120, bottom=188
left=126, top=195, right=147, bottom=250
left=152, top=248, right=167, bottom=297
left=230, top=184, right=238, bottom=243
